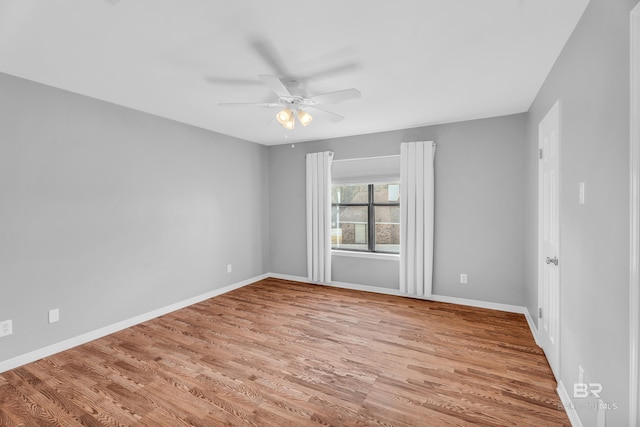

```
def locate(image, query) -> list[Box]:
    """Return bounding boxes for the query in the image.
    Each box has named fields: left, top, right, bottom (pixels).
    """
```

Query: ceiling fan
left=218, top=74, right=361, bottom=130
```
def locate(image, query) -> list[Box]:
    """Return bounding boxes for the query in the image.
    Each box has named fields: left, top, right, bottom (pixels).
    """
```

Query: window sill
left=331, top=250, right=400, bottom=261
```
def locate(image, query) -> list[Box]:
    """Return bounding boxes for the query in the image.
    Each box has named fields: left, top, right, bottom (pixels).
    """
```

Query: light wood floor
left=0, top=278, right=569, bottom=426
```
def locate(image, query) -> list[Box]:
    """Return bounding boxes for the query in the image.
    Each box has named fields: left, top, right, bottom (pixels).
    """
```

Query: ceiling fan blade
left=307, top=106, right=344, bottom=123
left=250, top=39, right=290, bottom=77
left=308, top=88, right=361, bottom=105
left=258, top=75, right=291, bottom=98
left=218, top=102, right=280, bottom=108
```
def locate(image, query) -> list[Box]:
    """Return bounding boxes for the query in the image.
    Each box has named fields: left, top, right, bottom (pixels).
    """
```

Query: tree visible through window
left=331, top=183, right=400, bottom=253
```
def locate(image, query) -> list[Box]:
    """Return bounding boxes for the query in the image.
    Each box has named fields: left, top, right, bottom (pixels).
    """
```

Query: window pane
left=331, top=205, right=368, bottom=251
left=375, top=205, right=400, bottom=253
left=373, top=183, right=400, bottom=204
left=332, top=184, right=369, bottom=204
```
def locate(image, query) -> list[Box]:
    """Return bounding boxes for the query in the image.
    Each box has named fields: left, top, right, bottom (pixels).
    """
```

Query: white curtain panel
left=306, top=151, right=334, bottom=283
left=400, top=141, right=436, bottom=297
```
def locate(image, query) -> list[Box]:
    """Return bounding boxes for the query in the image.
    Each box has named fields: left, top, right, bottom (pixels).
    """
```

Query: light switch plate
left=49, top=309, right=60, bottom=324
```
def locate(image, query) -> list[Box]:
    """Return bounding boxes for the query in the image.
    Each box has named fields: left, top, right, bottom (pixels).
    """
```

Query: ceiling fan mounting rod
left=279, top=96, right=310, bottom=110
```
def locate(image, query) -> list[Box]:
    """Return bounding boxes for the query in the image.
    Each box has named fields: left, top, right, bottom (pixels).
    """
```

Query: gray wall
left=269, top=113, right=527, bottom=306
left=0, top=73, right=269, bottom=362
left=524, top=0, right=638, bottom=425
left=8, top=4, right=635, bottom=421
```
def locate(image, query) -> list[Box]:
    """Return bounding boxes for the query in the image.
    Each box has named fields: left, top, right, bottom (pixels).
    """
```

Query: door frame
left=538, top=99, right=561, bottom=380
left=629, top=4, right=640, bottom=426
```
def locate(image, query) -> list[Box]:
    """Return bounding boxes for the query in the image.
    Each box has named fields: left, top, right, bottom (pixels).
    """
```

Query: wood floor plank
left=0, top=278, right=570, bottom=426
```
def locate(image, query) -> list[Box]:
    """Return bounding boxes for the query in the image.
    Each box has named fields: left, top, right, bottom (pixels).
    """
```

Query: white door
left=539, top=100, right=561, bottom=379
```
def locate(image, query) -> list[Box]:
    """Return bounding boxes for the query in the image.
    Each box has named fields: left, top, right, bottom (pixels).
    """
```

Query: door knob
left=545, top=256, right=558, bottom=266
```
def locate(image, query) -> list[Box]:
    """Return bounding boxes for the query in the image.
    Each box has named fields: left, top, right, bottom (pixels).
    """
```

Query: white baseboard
left=523, top=308, right=541, bottom=347
left=0, top=272, right=580, bottom=426
left=0, top=273, right=544, bottom=378
left=557, top=380, right=583, bottom=427
left=270, top=272, right=407, bottom=298
left=427, top=294, right=528, bottom=315
left=0, top=273, right=269, bottom=374
left=269, top=273, right=530, bottom=315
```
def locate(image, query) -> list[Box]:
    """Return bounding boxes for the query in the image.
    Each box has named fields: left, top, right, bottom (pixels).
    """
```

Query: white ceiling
left=0, top=0, right=589, bottom=146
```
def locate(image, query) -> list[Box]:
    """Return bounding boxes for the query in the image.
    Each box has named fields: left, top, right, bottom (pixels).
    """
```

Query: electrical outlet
left=460, top=274, right=468, bottom=284
left=49, top=309, right=60, bottom=324
left=0, top=319, right=13, bottom=337
left=227, top=264, right=232, bottom=273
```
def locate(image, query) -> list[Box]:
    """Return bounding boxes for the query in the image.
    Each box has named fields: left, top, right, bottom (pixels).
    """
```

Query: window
left=331, top=183, right=400, bottom=254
